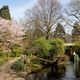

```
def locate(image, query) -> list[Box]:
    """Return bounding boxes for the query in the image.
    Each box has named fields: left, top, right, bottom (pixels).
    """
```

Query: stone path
left=0, top=57, right=25, bottom=80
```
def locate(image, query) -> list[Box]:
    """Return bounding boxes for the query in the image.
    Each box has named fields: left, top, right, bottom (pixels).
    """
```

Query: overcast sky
left=0, top=0, right=70, bottom=21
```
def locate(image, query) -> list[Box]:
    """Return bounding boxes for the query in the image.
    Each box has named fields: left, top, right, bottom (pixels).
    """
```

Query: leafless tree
left=60, top=0, right=80, bottom=34
left=24, top=0, right=61, bottom=39
left=67, top=0, right=80, bottom=22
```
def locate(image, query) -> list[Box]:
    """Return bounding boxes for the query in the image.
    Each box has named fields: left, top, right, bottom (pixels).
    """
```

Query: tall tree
left=53, top=23, right=66, bottom=41
left=0, top=5, right=11, bottom=20
left=0, top=20, right=12, bottom=52
left=24, top=0, right=61, bottom=39
left=33, top=26, right=44, bottom=40
left=72, top=22, right=80, bottom=41
left=60, top=0, right=80, bottom=35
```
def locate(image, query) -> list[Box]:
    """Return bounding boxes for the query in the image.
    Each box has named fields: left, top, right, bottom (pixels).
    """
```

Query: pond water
left=61, top=62, right=76, bottom=80
left=25, top=61, right=80, bottom=80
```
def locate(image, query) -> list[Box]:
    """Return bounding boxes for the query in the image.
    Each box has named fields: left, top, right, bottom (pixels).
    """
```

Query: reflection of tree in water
left=25, top=58, right=66, bottom=80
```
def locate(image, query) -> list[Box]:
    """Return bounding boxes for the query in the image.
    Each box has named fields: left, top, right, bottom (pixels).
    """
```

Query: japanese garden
left=0, top=0, right=80, bottom=80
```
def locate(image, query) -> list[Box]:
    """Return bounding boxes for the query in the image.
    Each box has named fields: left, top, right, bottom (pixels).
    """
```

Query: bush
left=0, top=52, right=3, bottom=57
left=11, top=44, right=22, bottom=57
left=11, top=60, right=25, bottom=72
left=10, top=52, right=16, bottom=57
left=33, top=37, right=51, bottom=57
left=0, top=51, right=10, bottom=62
left=49, top=38, right=65, bottom=56
left=25, top=38, right=65, bottom=58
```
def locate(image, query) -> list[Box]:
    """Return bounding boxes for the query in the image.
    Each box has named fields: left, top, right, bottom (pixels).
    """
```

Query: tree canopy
left=24, top=0, right=61, bottom=39
left=53, top=23, right=66, bottom=40
left=72, top=22, right=80, bottom=41
left=0, top=5, right=11, bottom=20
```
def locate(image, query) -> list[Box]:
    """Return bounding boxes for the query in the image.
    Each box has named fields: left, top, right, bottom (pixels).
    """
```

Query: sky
left=60, top=0, right=70, bottom=5
left=0, top=0, right=70, bottom=21
left=0, top=0, right=37, bottom=20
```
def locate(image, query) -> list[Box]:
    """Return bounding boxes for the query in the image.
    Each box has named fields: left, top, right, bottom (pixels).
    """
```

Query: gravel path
left=0, top=57, right=25, bottom=80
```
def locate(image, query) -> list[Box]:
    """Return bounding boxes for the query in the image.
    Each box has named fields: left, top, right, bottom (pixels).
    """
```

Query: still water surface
left=25, top=62, right=80, bottom=80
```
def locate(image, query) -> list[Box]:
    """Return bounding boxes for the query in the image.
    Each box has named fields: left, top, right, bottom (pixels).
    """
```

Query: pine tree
left=53, top=23, right=66, bottom=40
left=72, top=22, right=80, bottom=41
left=0, top=5, right=11, bottom=20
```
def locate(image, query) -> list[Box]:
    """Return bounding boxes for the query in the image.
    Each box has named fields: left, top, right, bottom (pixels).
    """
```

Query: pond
left=25, top=61, right=80, bottom=80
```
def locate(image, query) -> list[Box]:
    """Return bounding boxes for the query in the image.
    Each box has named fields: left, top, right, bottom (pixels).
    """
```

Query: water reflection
left=25, top=73, right=60, bottom=80
left=25, top=67, right=65, bottom=80
left=25, top=61, right=80, bottom=80
left=61, top=62, right=76, bottom=80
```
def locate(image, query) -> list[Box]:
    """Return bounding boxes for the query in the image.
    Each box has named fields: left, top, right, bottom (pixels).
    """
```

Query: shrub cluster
left=11, top=59, right=25, bottom=72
